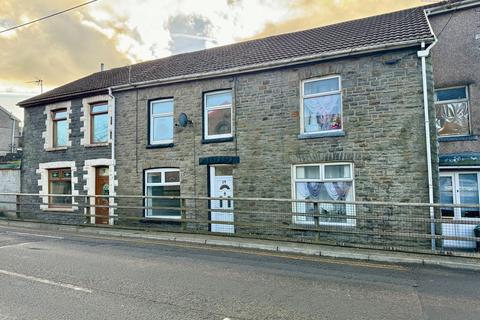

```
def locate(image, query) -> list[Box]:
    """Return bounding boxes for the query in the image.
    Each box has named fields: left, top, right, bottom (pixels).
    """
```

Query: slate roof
left=18, top=5, right=435, bottom=107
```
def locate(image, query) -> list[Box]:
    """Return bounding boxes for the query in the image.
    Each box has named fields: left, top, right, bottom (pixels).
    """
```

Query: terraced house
left=19, top=5, right=443, bottom=246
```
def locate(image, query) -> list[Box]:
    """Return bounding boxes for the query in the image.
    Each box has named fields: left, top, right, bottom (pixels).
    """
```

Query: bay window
left=435, top=86, right=470, bottom=137
left=301, top=76, right=342, bottom=134
left=149, top=99, right=174, bottom=145
left=144, top=168, right=181, bottom=218
left=204, top=90, right=232, bottom=140
left=292, top=163, right=355, bottom=226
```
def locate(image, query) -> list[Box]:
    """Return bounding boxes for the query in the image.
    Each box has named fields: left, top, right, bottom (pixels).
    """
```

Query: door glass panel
left=440, top=176, right=454, bottom=218
left=215, top=166, right=233, bottom=176
left=459, top=174, right=480, bottom=218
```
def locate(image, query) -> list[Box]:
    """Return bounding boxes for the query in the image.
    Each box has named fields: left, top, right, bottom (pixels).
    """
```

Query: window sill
left=298, top=131, right=345, bottom=140
left=438, top=135, right=478, bottom=142
left=84, top=143, right=110, bottom=148
left=140, top=217, right=182, bottom=224
left=45, top=147, right=68, bottom=152
left=201, top=137, right=234, bottom=144
left=146, top=143, right=174, bottom=149
left=42, top=207, right=75, bottom=212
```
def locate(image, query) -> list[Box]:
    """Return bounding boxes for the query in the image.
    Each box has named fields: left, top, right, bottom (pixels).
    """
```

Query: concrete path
left=0, top=223, right=479, bottom=319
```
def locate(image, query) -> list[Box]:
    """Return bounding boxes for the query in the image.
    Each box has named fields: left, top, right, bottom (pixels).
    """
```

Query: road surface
left=0, top=225, right=479, bottom=320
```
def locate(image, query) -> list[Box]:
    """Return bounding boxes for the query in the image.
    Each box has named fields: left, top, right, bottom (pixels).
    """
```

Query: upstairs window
left=435, top=86, right=470, bottom=137
left=149, top=99, right=174, bottom=145
left=144, top=168, right=181, bottom=219
left=48, top=168, right=72, bottom=208
left=90, top=103, right=109, bottom=144
left=52, top=109, right=68, bottom=147
left=301, top=76, right=342, bottom=134
left=204, top=90, right=232, bottom=140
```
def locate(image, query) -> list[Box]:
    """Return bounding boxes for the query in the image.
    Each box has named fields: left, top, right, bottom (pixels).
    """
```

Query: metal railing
left=0, top=192, right=479, bottom=258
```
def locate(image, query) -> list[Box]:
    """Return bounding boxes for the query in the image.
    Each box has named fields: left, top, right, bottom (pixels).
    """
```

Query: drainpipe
left=418, top=39, right=437, bottom=251
left=108, top=87, right=116, bottom=225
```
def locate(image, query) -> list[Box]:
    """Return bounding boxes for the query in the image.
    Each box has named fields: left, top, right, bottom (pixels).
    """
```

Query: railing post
left=181, top=198, right=187, bottom=231
left=314, top=201, right=320, bottom=241
left=15, top=193, right=20, bottom=219
left=429, top=204, right=436, bottom=252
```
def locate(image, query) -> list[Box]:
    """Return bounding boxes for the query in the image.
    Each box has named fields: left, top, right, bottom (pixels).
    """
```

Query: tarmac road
left=0, top=225, right=479, bottom=320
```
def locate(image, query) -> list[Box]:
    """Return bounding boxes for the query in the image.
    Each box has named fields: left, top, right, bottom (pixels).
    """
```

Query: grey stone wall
left=430, top=6, right=480, bottom=155
left=114, top=48, right=438, bottom=246
left=21, top=98, right=111, bottom=223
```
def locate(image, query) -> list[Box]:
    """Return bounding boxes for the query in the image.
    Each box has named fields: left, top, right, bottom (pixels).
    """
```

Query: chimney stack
left=100, top=63, right=105, bottom=72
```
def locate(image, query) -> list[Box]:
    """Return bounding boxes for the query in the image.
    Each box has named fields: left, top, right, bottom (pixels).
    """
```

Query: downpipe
left=418, top=39, right=437, bottom=251
left=108, top=87, right=116, bottom=225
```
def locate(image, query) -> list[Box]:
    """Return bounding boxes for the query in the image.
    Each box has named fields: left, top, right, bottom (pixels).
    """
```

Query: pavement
left=0, top=222, right=479, bottom=319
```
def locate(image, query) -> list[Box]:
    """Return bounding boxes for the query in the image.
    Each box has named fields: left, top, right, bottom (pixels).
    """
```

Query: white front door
left=210, top=166, right=234, bottom=234
left=440, top=172, right=480, bottom=249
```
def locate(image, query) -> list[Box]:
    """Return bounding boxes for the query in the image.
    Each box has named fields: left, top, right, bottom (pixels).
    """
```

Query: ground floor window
left=48, top=168, right=72, bottom=207
left=292, top=163, right=355, bottom=226
left=440, top=171, right=480, bottom=218
left=144, top=168, right=181, bottom=219
left=440, top=171, right=480, bottom=249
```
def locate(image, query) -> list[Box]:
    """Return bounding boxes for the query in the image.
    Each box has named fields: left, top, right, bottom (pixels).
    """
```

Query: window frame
left=300, top=75, right=343, bottom=135
left=89, top=102, right=109, bottom=144
left=434, top=85, right=471, bottom=138
left=149, top=98, right=174, bottom=145
left=291, top=162, right=355, bottom=227
left=51, top=109, right=68, bottom=148
left=203, top=89, right=233, bottom=140
left=48, top=168, right=72, bottom=208
left=144, top=168, right=181, bottom=219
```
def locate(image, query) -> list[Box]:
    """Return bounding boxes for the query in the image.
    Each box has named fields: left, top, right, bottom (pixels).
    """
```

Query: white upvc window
left=300, top=75, right=343, bottom=134
left=204, top=90, right=233, bottom=140
left=292, top=163, right=355, bottom=226
left=149, top=99, right=174, bottom=145
left=144, top=168, right=181, bottom=219
left=434, top=86, right=470, bottom=137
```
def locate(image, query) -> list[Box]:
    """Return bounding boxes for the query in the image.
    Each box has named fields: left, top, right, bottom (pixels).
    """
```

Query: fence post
left=181, top=198, right=187, bottom=231
left=15, top=193, right=20, bottom=219
left=429, top=204, right=436, bottom=252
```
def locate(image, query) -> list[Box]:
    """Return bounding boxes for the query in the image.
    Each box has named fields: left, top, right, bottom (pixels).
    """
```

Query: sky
left=0, top=0, right=436, bottom=121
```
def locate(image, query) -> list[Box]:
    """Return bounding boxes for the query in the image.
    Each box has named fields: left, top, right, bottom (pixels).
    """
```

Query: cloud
left=166, top=14, right=214, bottom=54
left=0, top=0, right=439, bottom=94
left=0, top=0, right=132, bottom=88
left=250, top=0, right=437, bottom=39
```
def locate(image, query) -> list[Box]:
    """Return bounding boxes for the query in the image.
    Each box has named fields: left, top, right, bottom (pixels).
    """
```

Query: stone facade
left=21, top=96, right=113, bottom=224
left=113, top=48, right=438, bottom=245
left=20, top=46, right=438, bottom=248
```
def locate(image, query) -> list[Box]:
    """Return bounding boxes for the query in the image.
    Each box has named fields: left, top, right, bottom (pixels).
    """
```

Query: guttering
left=425, top=0, right=480, bottom=15
left=418, top=7, right=438, bottom=250
left=108, top=38, right=433, bottom=92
